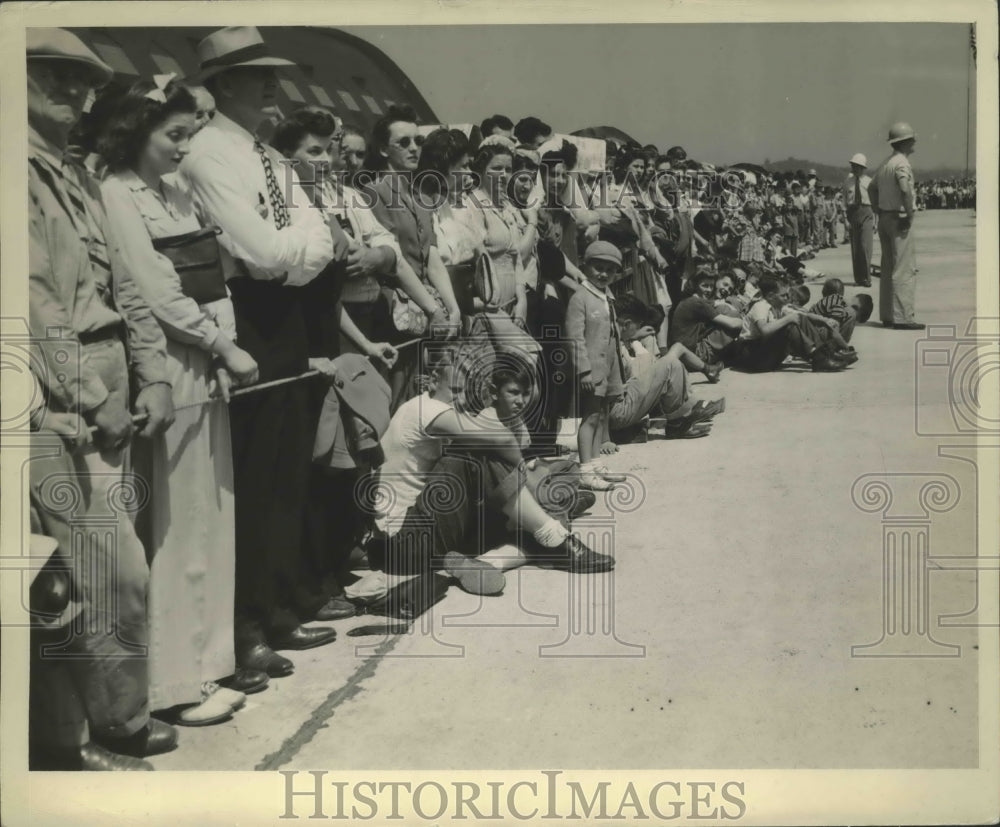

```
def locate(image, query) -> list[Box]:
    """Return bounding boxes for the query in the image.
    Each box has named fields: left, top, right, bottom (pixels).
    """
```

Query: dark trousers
left=298, top=466, right=362, bottom=617
left=724, top=318, right=831, bottom=372
left=848, top=206, right=874, bottom=285
left=525, top=285, right=572, bottom=453
left=227, top=277, right=315, bottom=646
left=839, top=308, right=859, bottom=344
left=380, top=453, right=525, bottom=576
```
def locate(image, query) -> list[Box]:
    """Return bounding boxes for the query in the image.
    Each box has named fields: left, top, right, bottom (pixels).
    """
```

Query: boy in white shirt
left=356, top=347, right=615, bottom=607
left=724, top=275, right=849, bottom=373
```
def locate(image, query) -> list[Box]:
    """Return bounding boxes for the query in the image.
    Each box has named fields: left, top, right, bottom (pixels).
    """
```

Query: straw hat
left=196, top=27, right=294, bottom=81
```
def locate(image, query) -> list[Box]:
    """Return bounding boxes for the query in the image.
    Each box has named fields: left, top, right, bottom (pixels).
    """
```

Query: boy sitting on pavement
left=786, top=285, right=859, bottom=363
left=723, top=275, right=851, bottom=373
left=352, top=346, right=614, bottom=607
left=807, top=278, right=873, bottom=345
left=611, top=294, right=721, bottom=442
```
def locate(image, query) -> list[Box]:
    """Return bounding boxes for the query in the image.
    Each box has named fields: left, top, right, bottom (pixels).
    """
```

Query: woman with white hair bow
left=99, top=74, right=266, bottom=727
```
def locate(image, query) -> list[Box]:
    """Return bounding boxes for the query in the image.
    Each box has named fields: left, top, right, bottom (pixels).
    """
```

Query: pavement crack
left=255, top=633, right=404, bottom=770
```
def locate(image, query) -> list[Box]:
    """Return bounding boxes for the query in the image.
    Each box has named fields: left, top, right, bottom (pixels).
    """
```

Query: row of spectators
left=27, top=26, right=867, bottom=772
left=916, top=178, right=976, bottom=210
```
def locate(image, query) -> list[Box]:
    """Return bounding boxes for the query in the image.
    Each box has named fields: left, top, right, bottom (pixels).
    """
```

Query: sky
left=341, top=23, right=978, bottom=171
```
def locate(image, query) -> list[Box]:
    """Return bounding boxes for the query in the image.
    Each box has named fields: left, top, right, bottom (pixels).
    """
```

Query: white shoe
left=595, top=465, right=627, bottom=483
left=176, top=688, right=234, bottom=727
left=202, top=681, right=245, bottom=711
left=579, top=472, right=614, bottom=491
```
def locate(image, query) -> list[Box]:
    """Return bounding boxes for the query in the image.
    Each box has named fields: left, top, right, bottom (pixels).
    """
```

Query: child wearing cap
left=565, top=241, right=628, bottom=491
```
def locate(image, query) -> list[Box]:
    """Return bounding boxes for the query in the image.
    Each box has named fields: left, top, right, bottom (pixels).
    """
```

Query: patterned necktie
left=255, top=139, right=290, bottom=229
left=29, top=154, right=112, bottom=278
left=854, top=175, right=863, bottom=207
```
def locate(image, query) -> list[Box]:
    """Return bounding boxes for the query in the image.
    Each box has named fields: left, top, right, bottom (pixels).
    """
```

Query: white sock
left=579, top=460, right=596, bottom=474
left=533, top=518, right=570, bottom=548
left=478, top=544, right=528, bottom=571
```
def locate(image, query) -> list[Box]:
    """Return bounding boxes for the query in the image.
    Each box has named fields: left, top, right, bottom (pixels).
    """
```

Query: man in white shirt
left=180, top=27, right=336, bottom=676
left=842, top=153, right=874, bottom=287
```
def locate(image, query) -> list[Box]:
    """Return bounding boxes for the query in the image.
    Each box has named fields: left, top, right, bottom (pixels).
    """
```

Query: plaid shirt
left=731, top=215, right=766, bottom=263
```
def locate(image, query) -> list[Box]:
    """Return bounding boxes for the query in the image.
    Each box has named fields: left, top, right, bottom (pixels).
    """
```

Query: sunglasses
left=390, top=135, right=426, bottom=150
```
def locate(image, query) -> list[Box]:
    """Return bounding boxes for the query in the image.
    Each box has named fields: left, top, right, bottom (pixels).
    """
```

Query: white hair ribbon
left=144, top=73, right=176, bottom=104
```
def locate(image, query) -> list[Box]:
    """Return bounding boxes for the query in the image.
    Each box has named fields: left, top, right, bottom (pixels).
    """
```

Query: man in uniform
left=842, top=153, right=874, bottom=287
left=868, top=122, right=924, bottom=329
left=28, top=27, right=177, bottom=769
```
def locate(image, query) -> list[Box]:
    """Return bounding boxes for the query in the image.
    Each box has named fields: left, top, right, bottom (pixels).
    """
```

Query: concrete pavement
left=150, top=209, right=982, bottom=772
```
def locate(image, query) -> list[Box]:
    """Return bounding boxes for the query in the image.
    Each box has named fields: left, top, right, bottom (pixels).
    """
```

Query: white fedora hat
left=196, top=27, right=294, bottom=81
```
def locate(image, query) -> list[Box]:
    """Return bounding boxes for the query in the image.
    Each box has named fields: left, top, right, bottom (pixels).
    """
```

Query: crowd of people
left=30, top=26, right=918, bottom=772
left=916, top=178, right=976, bottom=210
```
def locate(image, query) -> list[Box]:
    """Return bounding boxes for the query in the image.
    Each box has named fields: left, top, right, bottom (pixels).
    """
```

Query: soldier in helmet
left=868, top=122, right=924, bottom=329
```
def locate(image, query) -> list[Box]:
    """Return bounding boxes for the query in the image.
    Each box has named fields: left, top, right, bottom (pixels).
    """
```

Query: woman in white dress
left=99, top=76, right=265, bottom=725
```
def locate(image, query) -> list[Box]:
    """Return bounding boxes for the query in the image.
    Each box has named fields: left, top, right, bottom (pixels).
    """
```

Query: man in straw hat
left=180, top=27, right=337, bottom=678
left=842, top=153, right=874, bottom=287
left=868, top=122, right=924, bottom=329
left=27, top=27, right=178, bottom=770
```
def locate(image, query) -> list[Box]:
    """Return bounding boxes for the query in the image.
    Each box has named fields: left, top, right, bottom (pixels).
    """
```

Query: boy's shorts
left=580, top=347, right=624, bottom=399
